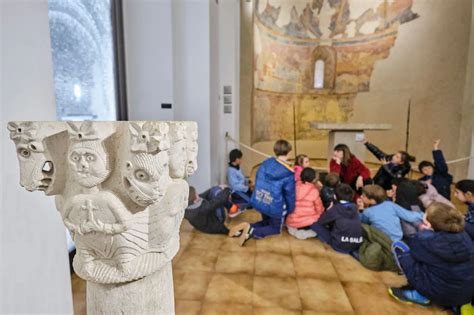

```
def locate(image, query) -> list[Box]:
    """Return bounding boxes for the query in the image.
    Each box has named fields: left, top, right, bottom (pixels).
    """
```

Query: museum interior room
left=1, top=0, right=474, bottom=314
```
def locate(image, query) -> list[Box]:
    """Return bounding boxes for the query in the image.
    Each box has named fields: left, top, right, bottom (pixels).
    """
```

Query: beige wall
left=240, top=0, right=473, bottom=180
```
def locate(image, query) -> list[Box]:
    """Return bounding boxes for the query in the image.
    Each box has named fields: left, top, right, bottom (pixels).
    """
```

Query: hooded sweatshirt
left=251, top=157, right=295, bottom=218
left=286, top=181, right=324, bottom=228
left=317, top=202, right=363, bottom=251
left=400, top=230, right=474, bottom=307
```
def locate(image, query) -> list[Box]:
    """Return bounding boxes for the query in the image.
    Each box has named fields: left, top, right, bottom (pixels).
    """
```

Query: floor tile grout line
left=325, top=247, right=358, bottom=314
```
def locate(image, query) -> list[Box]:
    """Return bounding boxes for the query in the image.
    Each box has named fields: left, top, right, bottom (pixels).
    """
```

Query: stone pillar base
left=87, top=262, right=174, bottom=314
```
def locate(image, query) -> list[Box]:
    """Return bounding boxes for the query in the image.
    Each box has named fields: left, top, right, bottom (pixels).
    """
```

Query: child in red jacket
left=286, top=168, right=324, bottom=239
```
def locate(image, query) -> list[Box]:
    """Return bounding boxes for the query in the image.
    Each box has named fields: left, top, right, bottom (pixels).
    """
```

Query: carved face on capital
left=123, top=151, right=172, bottom=206
left=68, top=142, right=110, bottom=188
left=169, top=140, right=187, bottom=179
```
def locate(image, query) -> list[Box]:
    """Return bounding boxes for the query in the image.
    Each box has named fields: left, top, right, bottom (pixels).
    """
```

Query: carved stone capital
left=8, top=121, right=198, bottom=285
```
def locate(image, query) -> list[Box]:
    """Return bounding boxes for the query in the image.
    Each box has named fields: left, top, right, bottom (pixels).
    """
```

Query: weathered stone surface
left=8, top=121, right=198, bottom=314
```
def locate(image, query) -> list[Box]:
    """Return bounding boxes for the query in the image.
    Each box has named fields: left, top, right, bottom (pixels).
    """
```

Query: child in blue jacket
left=389, top=202, right=474, bottom=310
left=359, top=185, right=423, bottom=242
left=418, top=139, right=453, bottom=200
left=455, top=179, right=474, bottom=241
left=226, top=149, right=252, bottom=217
left=229, top=140, right=295, bottom=246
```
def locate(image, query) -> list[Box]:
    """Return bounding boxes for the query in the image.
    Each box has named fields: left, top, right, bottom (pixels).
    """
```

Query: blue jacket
left=419, top=150, right=453, bottom=200
left=360, top=201, right=423, bottom=242
left=227, top=164, right=249, bottom=193
left=251, top=157, right=295, bottom=218
left=401, top=230, right=474, bottom=307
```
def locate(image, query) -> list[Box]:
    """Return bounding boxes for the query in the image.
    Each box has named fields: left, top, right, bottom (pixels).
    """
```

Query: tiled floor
left=72, top=209, right=453, bottom=315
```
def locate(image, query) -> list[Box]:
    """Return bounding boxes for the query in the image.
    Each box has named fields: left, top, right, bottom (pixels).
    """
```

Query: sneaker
left=228, top=204, right=243, bottom=218
left=388, top=287, right=430, bottom=306
left=228, top=222, right=249, bottom=237
left=287, top=227, right=316, bottom=240
left=238, top=224, right=253, bottom=247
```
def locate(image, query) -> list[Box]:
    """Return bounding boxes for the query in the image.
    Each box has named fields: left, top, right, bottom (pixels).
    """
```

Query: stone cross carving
left=7, top=121, right=198, bottom=314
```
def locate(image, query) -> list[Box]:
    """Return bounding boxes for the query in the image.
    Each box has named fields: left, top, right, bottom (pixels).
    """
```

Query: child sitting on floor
left=185, top=186, right=232, bottom=235
left=389, top=202, right=474, bottom=311
left=454, top=179, right=474, bottom=240
left=418, top=139, right=453, bottom=201
left=362, top=138, right=415, bottom=190
left=320, top=172, right=340, bottom=210
left=310, top=184, right=363, bottom=254
left=392, top=179, right=425, bottom=238
left=294, top=154, right=310, bottom=182
left=359, top=185, right=423, bottom=242
left=286, top=168, right=324, bottom=240
left=226, top=148, right=252, bottom=217
left=229, top=139, right=295, bottom=246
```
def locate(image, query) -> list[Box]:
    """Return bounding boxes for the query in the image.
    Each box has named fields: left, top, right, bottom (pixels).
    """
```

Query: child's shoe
left=388, top=287, right=430, bottom=306
left=238, top=223, right=253, bottom=246
left=228, top=204, right=243, bottom=218
left=287, top=226, right=317, bottom=240
left=228, top=222, right=248, bottom=237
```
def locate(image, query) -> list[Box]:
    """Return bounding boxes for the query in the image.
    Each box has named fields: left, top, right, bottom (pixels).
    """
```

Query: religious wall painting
left=251, top=0, right=419, bottom=143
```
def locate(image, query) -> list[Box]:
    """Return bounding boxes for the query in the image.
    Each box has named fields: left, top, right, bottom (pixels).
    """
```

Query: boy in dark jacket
left=229, top=139, right=295, bottom=246
left=455, top=179, right=474, bottom=241
left=389, top=202, right=474, bottom=310
left=418, top=139, right=453, bottom=200
left=362, top=138, right=414, bottom=190
left=310, top=184, right=363, bottom=254
left=320, top=172, right=340, bottom=210
left=185, top=186, right=231, bottom=235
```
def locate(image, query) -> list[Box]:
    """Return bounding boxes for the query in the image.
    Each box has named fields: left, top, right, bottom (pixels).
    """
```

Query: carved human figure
left=62, top=122, right=140, bottom=275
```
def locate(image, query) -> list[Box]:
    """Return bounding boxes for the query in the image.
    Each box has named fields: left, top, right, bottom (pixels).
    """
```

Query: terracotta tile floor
left=71, top=209, right=457, bottom=315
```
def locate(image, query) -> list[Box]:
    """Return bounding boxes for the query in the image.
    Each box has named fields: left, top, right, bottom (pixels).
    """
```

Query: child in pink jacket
left=294, top=154, right=310, bottom=182
left=286, top=168, right=324, bottom=239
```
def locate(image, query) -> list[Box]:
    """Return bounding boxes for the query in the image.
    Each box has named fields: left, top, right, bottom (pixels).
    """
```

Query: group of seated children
left=184, top=138, right=474, bottom=314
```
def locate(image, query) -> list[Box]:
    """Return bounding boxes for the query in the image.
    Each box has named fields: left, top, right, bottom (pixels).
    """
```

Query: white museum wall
left=0, top=0, right=73, bottom=313
left=123, top=0, right=175, bottom=121
left=218, top=0, right=240, bottom=184
left=210, top=0, right=221, bottom=186
left=123, top=0, right=240, bottom=190
left=172, top=0, right=213, bottom=191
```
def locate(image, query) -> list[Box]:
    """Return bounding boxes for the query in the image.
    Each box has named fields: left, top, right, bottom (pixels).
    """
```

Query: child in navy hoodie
left=229, top=140, right=295, bottom=246
left=389, top=202, right=474, bottom=310
left=455, top=179, right=474, bottom=241
left=310, top=184, right=363, bottom=254
left=418, top=139, right=453, bottom=200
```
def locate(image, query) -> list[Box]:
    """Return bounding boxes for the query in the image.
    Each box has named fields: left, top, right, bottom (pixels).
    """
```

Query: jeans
left=251, top=213, right=285, bottom=239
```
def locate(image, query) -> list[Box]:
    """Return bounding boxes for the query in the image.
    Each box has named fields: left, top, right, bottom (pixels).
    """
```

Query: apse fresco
left=252, top=0, right=419, bottom=143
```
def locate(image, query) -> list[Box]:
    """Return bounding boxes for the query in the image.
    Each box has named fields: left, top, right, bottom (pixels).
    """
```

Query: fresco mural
left=252, top=0, right=419, bottom=143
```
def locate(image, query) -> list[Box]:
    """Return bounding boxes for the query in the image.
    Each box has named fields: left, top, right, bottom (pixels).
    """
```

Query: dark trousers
left=251, top=213, right=285, bottom=239
left=231, top=189, right=252, bottom=209
left=310, top=223, right=352, bottom=254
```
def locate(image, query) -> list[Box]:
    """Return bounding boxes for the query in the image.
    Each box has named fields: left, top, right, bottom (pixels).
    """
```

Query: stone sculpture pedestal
left=87, top=262, right=174, bottom=314
left=310, top=122, right=392, bottom=161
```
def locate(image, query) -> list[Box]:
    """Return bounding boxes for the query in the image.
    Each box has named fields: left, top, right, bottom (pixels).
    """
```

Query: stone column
left=7, top=121, right=198, bottom=314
